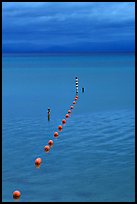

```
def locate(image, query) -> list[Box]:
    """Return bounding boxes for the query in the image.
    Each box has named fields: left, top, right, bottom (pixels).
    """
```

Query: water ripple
left=2, top=109, right=135, bottom=202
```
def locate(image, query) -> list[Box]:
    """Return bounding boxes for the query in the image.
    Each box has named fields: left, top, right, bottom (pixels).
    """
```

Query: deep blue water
left=2, top=54, right=135, bottom=202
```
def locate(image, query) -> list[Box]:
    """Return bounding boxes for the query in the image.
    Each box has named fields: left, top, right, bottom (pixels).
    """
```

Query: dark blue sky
left=2, top=2, right=135, bottom=53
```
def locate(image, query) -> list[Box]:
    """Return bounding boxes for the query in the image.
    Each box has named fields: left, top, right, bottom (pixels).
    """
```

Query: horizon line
left=2, top=51, right=135, bottom=55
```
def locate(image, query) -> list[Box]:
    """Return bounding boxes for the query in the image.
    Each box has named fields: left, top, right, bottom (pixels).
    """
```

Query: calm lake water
left=2, top=53, right=135, bottom=202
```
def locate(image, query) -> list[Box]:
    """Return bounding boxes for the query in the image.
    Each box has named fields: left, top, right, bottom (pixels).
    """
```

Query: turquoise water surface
left=2, top=54, right=135, bottom=202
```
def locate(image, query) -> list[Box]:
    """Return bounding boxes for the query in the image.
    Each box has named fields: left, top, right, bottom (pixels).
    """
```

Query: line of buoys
left=13, top=77, right=80, bottom=199
left=33, top=95, right=78, bottom=168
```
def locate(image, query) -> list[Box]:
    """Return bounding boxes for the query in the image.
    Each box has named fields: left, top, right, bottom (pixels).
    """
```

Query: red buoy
left=75, top=95, right=78, bottom=99
left=54, top=132, right=58, bottom=137
left=44, top=145, right=50, bottom=152
left=73, top=101, right=76, bottom=104
left=68, top=110, right=71, bottom=114
left=75, top=97, right=78, bottom=100
left=58, top=125, right=62, bottom=130
left=62, top=119, right=66, bottom=124
left=48, top=140, right=53, bottom=147
left=13, top=190, right=21, bottom=199
left=35, top=158, right=42, bottom=165
left=70, top=106, right=74, bottom=109
left=66, top=114, right=69, bottom=118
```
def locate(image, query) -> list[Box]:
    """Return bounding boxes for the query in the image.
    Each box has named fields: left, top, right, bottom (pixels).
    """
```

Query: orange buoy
left=75, top=97, right=78, bottom=100
left=68, top=110, right=71, bottom=114
left=73, top=101, right=76, bottom=104
left=48, top=140, right=53, bottom=147
left=62, top=119, right=66, bottom=124
left=13, top=190, right=21, bottom=199
left=70, top=106, right=74, bottom=109
left=75, top=95, right=78, bottom=98
left=58, top=125, right=62, bottom=130
left=66, top=114, right=69, bottom=118
left=54, top=132, right=58, bottom=138
left=35, top=158, right=42, bottom=165
left=44, top=145, right=50, bottom=152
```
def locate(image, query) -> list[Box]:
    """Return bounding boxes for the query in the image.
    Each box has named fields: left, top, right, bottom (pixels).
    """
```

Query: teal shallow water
left=2, top=54, right=135, bottom=202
